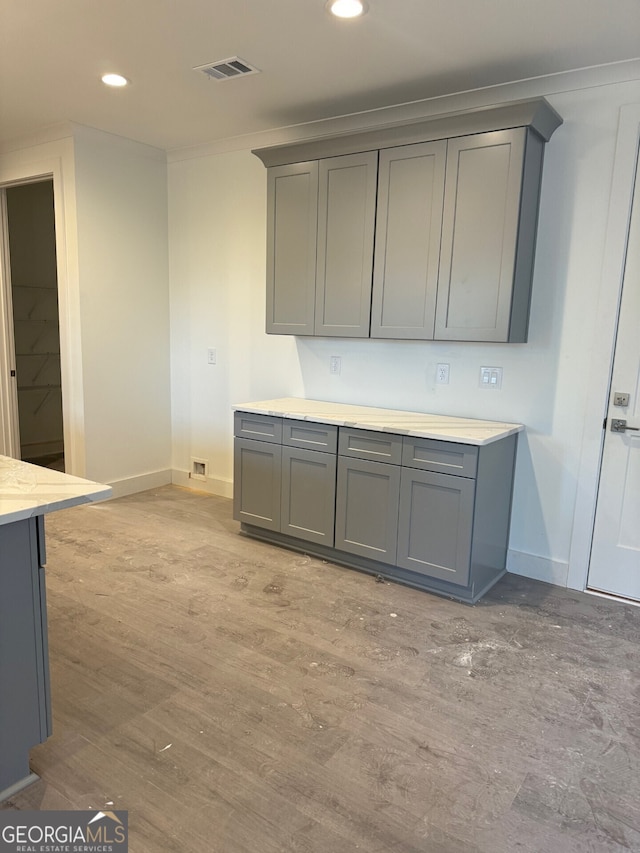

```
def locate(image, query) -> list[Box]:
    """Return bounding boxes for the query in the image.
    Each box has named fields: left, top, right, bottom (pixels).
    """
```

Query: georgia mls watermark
left=0, top=811, right=128, bottom=853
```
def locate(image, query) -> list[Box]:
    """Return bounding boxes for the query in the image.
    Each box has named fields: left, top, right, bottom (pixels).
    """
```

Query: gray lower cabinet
left=281, top=446, right=336, bottom=546
left=233, top=437, right=282, bottom=532
left=233, top=413, right=337, bottom=547
left=334, top=456, right=401, bottom=565
left=0, top=516, right=51, bottom=798
left=397, top=468, right=474, bottom=586
left=234, top=412, right=518, bottom=603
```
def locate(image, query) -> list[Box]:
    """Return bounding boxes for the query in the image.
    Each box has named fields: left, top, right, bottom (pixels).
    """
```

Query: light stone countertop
left=234, top=398, right=523, bottom=446
left=0, top=455, right=112, bottom=526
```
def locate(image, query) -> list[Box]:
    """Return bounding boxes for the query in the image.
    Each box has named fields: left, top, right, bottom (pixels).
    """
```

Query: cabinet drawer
left=234, top=411, right=283, bottom=443
left=402, top=437, right=478, bottom=478
left=283, top=419, right=338, bottom=453
left=338, top=428, right=403, bottom=464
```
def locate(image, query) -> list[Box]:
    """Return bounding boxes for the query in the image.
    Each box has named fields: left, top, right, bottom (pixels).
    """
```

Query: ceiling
left=1, top=0, right=639, bottom=153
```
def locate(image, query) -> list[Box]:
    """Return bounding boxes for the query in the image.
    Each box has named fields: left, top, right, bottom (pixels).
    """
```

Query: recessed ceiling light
left=327, top=0, right=367, bottom=18
left=101, top=73, right=129, bottom=88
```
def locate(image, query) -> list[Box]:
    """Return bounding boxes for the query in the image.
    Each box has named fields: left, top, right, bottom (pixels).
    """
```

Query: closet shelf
left=17, top=384, right=62, bottom=392
left=12, top=284, right=58, bottom=291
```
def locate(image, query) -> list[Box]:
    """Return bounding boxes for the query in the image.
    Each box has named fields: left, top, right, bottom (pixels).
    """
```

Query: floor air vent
left=194, top=57, right=260, bottom=81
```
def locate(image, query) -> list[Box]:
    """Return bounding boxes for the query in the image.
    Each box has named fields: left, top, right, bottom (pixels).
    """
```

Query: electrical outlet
left=479, top=366, right=503, bottom=389
left=207, top=348, right=217, bottom=365
left=436, top=363, right=450, bottom=385
left=330, top=356, right=342, bottom=375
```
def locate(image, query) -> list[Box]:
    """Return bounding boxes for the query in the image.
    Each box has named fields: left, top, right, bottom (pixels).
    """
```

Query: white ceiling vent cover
left=194, top=57, right=260, bottom=81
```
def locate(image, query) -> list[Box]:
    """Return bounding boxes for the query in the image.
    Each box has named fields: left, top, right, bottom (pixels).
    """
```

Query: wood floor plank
left=2, top=485, right=639, bottom=853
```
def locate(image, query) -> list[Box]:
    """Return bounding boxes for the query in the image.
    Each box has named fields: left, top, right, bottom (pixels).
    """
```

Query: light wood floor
left=3, top=485, right=640, bottom=852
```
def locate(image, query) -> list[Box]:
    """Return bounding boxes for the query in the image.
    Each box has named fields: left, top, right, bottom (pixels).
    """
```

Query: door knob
left=611, top=418, right=639, bottom=433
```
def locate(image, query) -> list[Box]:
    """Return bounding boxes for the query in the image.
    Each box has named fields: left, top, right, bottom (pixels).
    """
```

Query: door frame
left=0, top=144, right=86, bottom=476
left=0, top=189, right=20, bottom=458
left=568, top=103, right=640, bottom=592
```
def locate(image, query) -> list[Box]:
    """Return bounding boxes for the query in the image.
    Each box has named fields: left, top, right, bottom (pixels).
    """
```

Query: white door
left=588, top=147, right=640, bottom=600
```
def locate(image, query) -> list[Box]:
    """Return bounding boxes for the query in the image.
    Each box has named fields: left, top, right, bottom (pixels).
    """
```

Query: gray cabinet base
left=0, top=772, right=41, bottom=804
left=240, top=523, right=506, bottom=605
left=0, top=518, right=51, bottom=801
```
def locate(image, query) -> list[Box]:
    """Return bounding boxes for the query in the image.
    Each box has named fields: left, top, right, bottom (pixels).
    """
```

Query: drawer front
left=338, top=428, right=403, bottom=464
left=283, top=419, right=338, bottom=453
left=234, top=411, right=283, bottom=443
left=402, top=437, right=478, bottom=478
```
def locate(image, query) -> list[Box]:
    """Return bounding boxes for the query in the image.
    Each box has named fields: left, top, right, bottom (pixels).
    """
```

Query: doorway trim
left=567, top=103, right=640, bottom=592
left=0, top=142, right=86, bottom=476
left=0, top=190, right=20, bottom=458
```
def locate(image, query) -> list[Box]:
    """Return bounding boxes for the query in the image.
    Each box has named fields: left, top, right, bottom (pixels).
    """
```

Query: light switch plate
left=479, top=366, right=503, bottom=389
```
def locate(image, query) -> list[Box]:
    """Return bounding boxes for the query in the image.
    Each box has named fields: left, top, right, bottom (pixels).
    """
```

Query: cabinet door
left=315, top=152, right=378, bottom=337
left=435, top=129, right=526, bottom=342
left=233, top=438, right=282, bottom=531
left=335, top=456, right=400, bottom=565
left=281, top=447, right=336, bottom=546
left=397, top=468, right=474, bottom=586
left=371, top=141, right=446, bottom=339
left=266, top=162, right=318, bottom=335
left=0, top=519, right=49, bottom=792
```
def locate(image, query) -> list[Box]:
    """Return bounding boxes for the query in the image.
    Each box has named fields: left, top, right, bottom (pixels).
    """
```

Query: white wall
left=168, top=74, right=640, bottom=587
left=169, top=150, right=304, bottom=495
left=73, top=126, right=172, bottom=490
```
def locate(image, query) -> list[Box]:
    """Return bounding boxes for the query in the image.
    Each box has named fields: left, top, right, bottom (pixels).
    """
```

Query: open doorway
left=3, top=180, right=65, bottom=470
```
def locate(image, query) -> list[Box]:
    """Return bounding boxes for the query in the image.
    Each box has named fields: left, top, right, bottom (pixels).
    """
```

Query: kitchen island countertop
left=0, top=455, right=112, bottom=525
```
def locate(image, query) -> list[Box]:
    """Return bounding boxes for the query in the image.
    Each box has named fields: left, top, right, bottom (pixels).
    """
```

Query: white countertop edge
left=0, top=487, right=113, bottom=526
left=0, top=455, right=113, bottom=526
left=233, top=399, right=524, bottom=446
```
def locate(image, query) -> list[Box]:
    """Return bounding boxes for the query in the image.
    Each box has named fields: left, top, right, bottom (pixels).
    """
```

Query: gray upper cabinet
left=371, top=141, right=446, bottom=339
left=435, top=128, right=543, bottom=342
left=255, top=99, right=561, bottom=342
left=266, top=162, right=318, bottom=335
left=315, top=152, right=378, bottom=337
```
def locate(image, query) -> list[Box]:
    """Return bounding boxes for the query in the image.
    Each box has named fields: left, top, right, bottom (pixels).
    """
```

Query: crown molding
left=167, top=58, right=640, bottom=164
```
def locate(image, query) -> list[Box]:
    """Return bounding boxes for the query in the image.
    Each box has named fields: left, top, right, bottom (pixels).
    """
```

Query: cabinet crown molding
left=252, top=98, right=562, bottom=168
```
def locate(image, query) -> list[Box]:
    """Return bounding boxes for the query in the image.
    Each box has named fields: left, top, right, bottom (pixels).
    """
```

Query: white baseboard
left=106, top=469, right=173, bottom=499
left=171, top=468, right=233, bottom=499
left=507, top=550, right=569, bottom=587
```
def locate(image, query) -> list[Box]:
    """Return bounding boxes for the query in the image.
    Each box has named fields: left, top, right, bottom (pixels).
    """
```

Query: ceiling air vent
left=194, top=57, right=260, bottom=81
